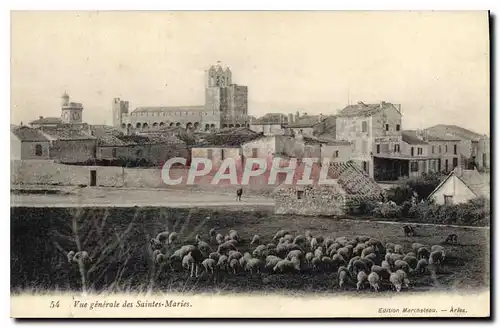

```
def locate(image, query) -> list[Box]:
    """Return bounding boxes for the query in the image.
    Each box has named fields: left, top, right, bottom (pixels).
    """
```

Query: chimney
left=380, top=101, right=386, bottom=109
left=295, top=111, right=300, bottom=121
left=319, top=113, right=323, bottom=122
left=288, top=113, right=294, bottom=124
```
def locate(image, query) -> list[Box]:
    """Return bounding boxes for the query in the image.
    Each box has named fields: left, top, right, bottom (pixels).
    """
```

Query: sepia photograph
left=9, top=9, right=491, bottom=319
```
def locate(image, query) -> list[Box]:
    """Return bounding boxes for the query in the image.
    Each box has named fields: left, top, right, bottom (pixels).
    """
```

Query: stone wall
left=274, top=183, right=346, bottom=216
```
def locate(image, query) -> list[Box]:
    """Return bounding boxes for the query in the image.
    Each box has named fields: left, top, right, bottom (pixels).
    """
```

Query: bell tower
left=60, top=92, right=84, bottom=124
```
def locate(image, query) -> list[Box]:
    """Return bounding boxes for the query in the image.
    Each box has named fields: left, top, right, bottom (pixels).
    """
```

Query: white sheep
left=323, top=237, right=334, bottom=249
left=394, top=260, right=413, bottom=275
left=182, top=253, right=193, bottom=270
left=250, top=234, right=260, bottom=245
left=396, top=269, right=410, bottom=288
left=168, top=232, right=178, bottom=245
left=273, top=229, right=290, bottom=241
left=202, top=258, right=216, bottom=274
left=364, top=252, right=377, bottom=263
left=385, top=242, right=396, bottom=253
left=305, top=252, right=314, bottom=265
left=197, top=241, right=212, bottom=254
left=273, top=259, right=299, bottom=273
left=314, top=247, right=324, bottom=259
left=286, top=250, right=304, bottom=261
left=283, top=234, right=294, bottom=243
left=394, top=244, right=404, bottom=255
left=412, top=243, right=426, bottom=253
left=67, top=250, right=75, bottom=264
left=209, top=228, right=216, bottom=239
left=217, top=241, right=238, bottom=254
left=229, top=258, right=242, bottom=274
left=265, top=255, right=282, bottom=271
left=381, top=260, right=392, bottom=272
left=252, top=245, right=268, bottom=258
left=337, top=247, right=351, bottom=260
left=417, top=247, right=430, bottom=260
left=402, top=255, right=418, bottom=269
left=311, top=257, right=322, bottom=271
left=368, top=272, right=380, bottom=292
left=332, top=254, right=346, bottom=268
left=305, top=230, right=313, bottom=241
left=353, top=243, right=367, bottom=257
left=228, top=230, right=240, bottom=242
left=429, top=250, right=444, bottom=270
left=293, top=235, right=307, bottom=245
left=156, top=231, right=170, bottom=245
left=228, top=250, right=243, bottom=263
left=390, top=272, right=403, bottom=292
left=217, top=255, right=228, bottom=271
left=371, top=265, right=391, bottom=281
left=361, top=246, right=375, bottom=258
left=338, top=266, right=349, bottom=288
left=216, top=233, right=224, bottom=245
left=310, top=237, right=319, bottom=250
left=431, top=245, right=446, bottom=260
left=357, top=271, right=368, bottom=291
left=209, top=252, right=220, bottom=262
left=245, top=258, right=263, bottom=274
left=416, top=258, right=428, bottom=274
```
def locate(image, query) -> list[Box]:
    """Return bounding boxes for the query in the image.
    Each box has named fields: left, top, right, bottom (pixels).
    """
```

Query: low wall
left=10, top=160, right=280, bottom=195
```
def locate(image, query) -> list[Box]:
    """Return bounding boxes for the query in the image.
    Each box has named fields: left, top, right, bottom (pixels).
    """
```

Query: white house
left=428, top=167, right=490, bottom=205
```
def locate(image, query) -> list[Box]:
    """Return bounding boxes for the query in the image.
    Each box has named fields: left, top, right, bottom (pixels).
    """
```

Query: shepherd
left=236, top=187, right=243, bottom=201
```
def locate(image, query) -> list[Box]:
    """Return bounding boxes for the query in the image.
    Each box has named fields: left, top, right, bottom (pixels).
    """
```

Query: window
left=136, top=149, right=142, bottom=157
left=362, top=161, right=368, bottom=173
left=362, top=121, right=368, bottom=133
left=432, top=145, right=435, bottom=153
left=417, top=147, right=422, bottom=155
left=207, top=149, right=213, bottom=160
left=394, top=144, right=400, bottom=153
left=334, top=150, right=339, bottom=158
left=385, top=124, right=389, bottom=131
left=410, top=161, right=418, bottom=172
left=35, top=144, right=43, bottom=156
left=112, top=148, right=117, bottom=157
left=297, top=190, right=304, bottom=199
left=453, top=157, right=458, bottom=168
left=376, top=144, right=380, bottom=154
left=411, top=147, right=414, bottom=156
left=454, top=144, right=457, bottom=155
left=445, top=145, right=448, bottom=153
left=439, top=145, right=442, bottom=153
left=252, top=148, right=258, bottom=158
left=396, top=124, right=400, bottom=131
left=444, top=195, right=453, bottom=205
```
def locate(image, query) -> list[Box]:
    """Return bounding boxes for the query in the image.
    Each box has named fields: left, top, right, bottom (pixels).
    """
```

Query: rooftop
left=29, top=117, right=62, bottom=125
left=132, top=105, right=205, bottom=113
left=424, top=124, right=488, bottom=141
left=11, top=126, right=49, bottom=142
left=40, top=128, right=96, bottom=141
left=402, top=130, right=429, bottom=145
left=193, top=127, right=263, bottom=148
left=337, top=101, right=400, bottom=118
left=286, top=115, right=329, bottom=128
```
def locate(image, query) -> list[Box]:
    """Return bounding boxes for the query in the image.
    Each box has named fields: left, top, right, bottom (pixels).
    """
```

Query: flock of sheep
left=146, top=225, right=450, bottom=292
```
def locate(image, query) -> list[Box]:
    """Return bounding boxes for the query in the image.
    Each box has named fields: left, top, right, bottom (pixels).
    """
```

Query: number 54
left=50, top=301, right=60, bottom=308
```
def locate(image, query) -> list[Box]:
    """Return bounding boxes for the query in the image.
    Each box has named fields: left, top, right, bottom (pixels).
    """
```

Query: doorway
left=90, top=170, right=97, bottom=186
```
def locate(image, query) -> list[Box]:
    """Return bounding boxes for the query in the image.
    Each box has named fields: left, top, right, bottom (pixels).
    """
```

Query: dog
left=403, top=225, right=416, bottom=237
left=444, top=233, right=458, bottom=245
left=236, top=188, right=243, bottom=201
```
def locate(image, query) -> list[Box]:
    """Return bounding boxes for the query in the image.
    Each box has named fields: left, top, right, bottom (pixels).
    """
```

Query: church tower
left=60, top=92, right=84, bottom=124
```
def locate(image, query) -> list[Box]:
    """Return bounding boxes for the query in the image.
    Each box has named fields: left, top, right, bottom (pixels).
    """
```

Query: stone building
left=40, top=128, right=97, bottom=164
left=422, top=132, right=461, bottom=174
left=116, top=61, right=249, bottom=133
left=11, top=126, right=51, bottom=160
left=424, top=124, right=490, bottom=172
left=249, top=113, right=288, bottom=136
left=273, top=161, right=385, bottom=216
left=335, top=101, right=403, bottom=180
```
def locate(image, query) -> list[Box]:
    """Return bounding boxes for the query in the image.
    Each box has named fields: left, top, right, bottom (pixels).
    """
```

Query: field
left=11, top=206, right=490, bottom=295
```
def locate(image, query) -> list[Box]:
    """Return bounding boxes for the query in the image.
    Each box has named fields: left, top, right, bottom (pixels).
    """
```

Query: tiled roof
left=287, top=115, right=327, bottom=128
left=11, top=126, right=49, bottom=142
left=194, top=127, right=263, bottom=147
left=402, top=130, right=428, bottom=145
left=424, top=131, right=462, bottom=142
left=29, top=117, right=62, bottom=125
left=251, top=113, right=288, bottom=125
left=132, top=105, right=205, bottom=113
left=274, top=161, right=385, bottom=200
left=89, top=125, right=122, bottom=137
left=456, top=169, right=490, bottom=199
left=424, top=124, right=486, bottom=141
left=41, top=128, right=96, bottom=141
left=97, top=135, right=133, bottom=147
left=337, top=101, right=398, bottom=118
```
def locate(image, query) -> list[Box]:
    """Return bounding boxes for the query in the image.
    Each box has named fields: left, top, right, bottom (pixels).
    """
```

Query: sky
left=11, top=11, right=490, bottom=134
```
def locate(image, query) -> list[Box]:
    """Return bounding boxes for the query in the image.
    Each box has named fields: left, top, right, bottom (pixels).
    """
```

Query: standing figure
left=236, top=188, right=243, bottom=201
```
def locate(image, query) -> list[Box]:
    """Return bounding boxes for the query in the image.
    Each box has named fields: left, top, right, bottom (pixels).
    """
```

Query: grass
left=10, top=206, right=490, bottom=295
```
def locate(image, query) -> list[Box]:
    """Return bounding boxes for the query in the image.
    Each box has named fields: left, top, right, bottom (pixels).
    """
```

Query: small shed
left=273, top=161, right=385, bottom=216
left=427, top=167, right=490, bottom=205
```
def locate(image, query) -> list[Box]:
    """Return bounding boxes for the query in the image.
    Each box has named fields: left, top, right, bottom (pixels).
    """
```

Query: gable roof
left=428, top=168, right=490, bottom=200
left=424, top=124, right=486, bottom=141
left=194, top=127, right=263, bottom=147
left=274, top=161, right=385, bottom=201
left=29, top=117, right=62, bottom=125
left=251, top=113, right=288, bottom=125
left=402, top=130, right=428, bottom=145
left=423, top=131, right=462, bottom=142
left=40, top=128, right=96, bottom=141
left=337, top=101, right=400, bottom=118
left=286, top=115, right=328, bottom=128
left=132, top=105, right=205, bottom=113
left=11, top=126, right=49, bottom=142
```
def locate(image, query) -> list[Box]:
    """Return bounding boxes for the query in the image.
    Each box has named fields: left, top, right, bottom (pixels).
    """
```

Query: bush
left=386, top=185, right=414, bottom=205
left=407, top=197, right=490, bottom=226
left=372, top=202, right=403, bottom=219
